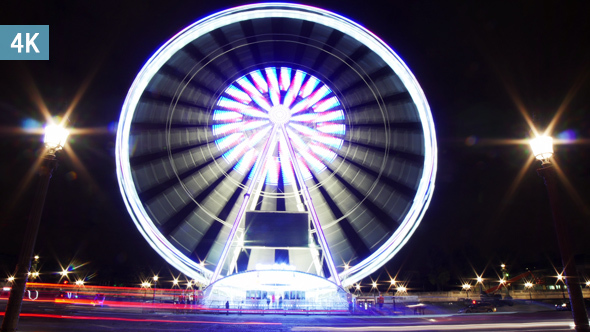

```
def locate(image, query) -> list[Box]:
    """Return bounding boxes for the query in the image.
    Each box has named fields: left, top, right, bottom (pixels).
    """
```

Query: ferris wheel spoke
left=311, top=29, right=345, bottom=70
left=238, top=20, right=263, bottom=64
left=283, top=69, right=306, bottom=108
left=324, top=44, right=371, bottom=83
left=333, top=150, right=418, bottom=200
left=190, top=171, right=251, bottom=264
left=136, top=152, right=223, bottom=202
left=181, top=43, right=234, bottom=86
left=209, top=29, right=245, bottom=74
left=264, top=67, right=281, bottom=106
left=325, top=164, right=399, bottom=231
left=310, top=173, right=371, bottom=260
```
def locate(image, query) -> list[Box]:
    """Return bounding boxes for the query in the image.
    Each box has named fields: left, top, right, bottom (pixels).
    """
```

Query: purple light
left=315, top=110, right=344, bottom=122
left=312, top=96, right=340, bottom=113
left=213, top=110, right=243, bottom=122
left=265, top=67, right=281, bottom=106
left=317, top=123, right=346, bottom=135
left=213, top=67, right=345, bottom=186
left=283, top=70, right=305, bottom=108
left=280, top=67, right=291, bottom=91
left=250, top=70, right=268, bottom=93
left=224, top=86, right=252, bottom=104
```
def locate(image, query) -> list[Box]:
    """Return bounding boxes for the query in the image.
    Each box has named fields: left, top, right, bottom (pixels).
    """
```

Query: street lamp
left=389, top=278, right=396, bottom=293
left=530, top=134, right=589, bottom=331
left=462, top=283, right=472, bottom=299
left=153, top=275, right=159, bottom=303
left=476, top=275, right=484, bottom=293
left=141, top=281, right=151, bottom=303
left=1, top=122, right=69, bottom=332
left=524, top=282, right=534, bottom=302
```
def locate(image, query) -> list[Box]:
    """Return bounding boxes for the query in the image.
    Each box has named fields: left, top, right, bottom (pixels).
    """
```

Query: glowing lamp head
left=529, top=135, right=554, bottom=163
left=524, top=282, right=533, bottom=289
left=462, top=284, right=471, bottom=290
left=44, top=124, right=70, bottom=152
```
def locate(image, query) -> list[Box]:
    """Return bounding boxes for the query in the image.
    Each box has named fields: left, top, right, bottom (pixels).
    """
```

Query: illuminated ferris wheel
left=116, top=3, right=437, bottom=288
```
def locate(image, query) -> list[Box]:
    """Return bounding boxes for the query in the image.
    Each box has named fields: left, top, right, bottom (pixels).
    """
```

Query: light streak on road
left=292, top=321, right=575, bottom=331
left=0, top=312, right=282, bottom=325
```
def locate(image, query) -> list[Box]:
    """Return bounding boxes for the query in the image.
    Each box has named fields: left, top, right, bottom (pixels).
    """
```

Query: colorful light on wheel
left=213, top=67, right=344, bottom=185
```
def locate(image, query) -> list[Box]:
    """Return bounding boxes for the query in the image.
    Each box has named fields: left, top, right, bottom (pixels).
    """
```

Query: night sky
left=1, top=1, right=589, bottom=290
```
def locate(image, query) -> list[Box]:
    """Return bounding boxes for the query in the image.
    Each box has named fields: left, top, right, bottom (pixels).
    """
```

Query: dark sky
left=1, top=1, right=589, bottom=289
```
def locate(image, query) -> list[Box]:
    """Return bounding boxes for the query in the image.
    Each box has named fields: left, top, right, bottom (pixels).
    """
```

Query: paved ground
left=2, top=299, right=580, bottom=331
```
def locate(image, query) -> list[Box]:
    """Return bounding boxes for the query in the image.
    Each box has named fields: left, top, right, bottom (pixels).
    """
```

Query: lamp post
left=462, top=283, right=471, bottom=299
left=530, top=135, right=589, bottom=331
left=153, top=275, right=159, bottom=303
left=141, top=281, right=151, bottom=303
left=476, top=276, right=484, bottom=294
left=1, top=123, right=69, bottom=332
left=524, top=282, right=533, bottom=302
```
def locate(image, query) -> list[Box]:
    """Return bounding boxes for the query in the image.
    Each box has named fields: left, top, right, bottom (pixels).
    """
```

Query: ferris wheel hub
left=268, top=104, right=291, bottom=124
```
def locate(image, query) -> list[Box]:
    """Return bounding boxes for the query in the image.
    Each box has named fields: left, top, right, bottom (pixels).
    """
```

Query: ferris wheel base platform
left=202, top=270, right=350, bottom=311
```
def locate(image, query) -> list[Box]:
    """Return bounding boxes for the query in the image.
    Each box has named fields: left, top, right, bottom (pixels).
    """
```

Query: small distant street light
left=530, top=134, right=589, bottom=331
left=586, top=280, right=590, bottom=288
left=355, top=283, right=361, bottom=295
left=476, top=275, right=484, bottom=293
left=396, top=285, right=407, bottom=294
left=462, top=283, right=472, bottom=299
left=388, top=278, right=396, bottom=292
left=1, top=122, right=69, bottom=332
left=75, top=279, right=84, bottom=287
